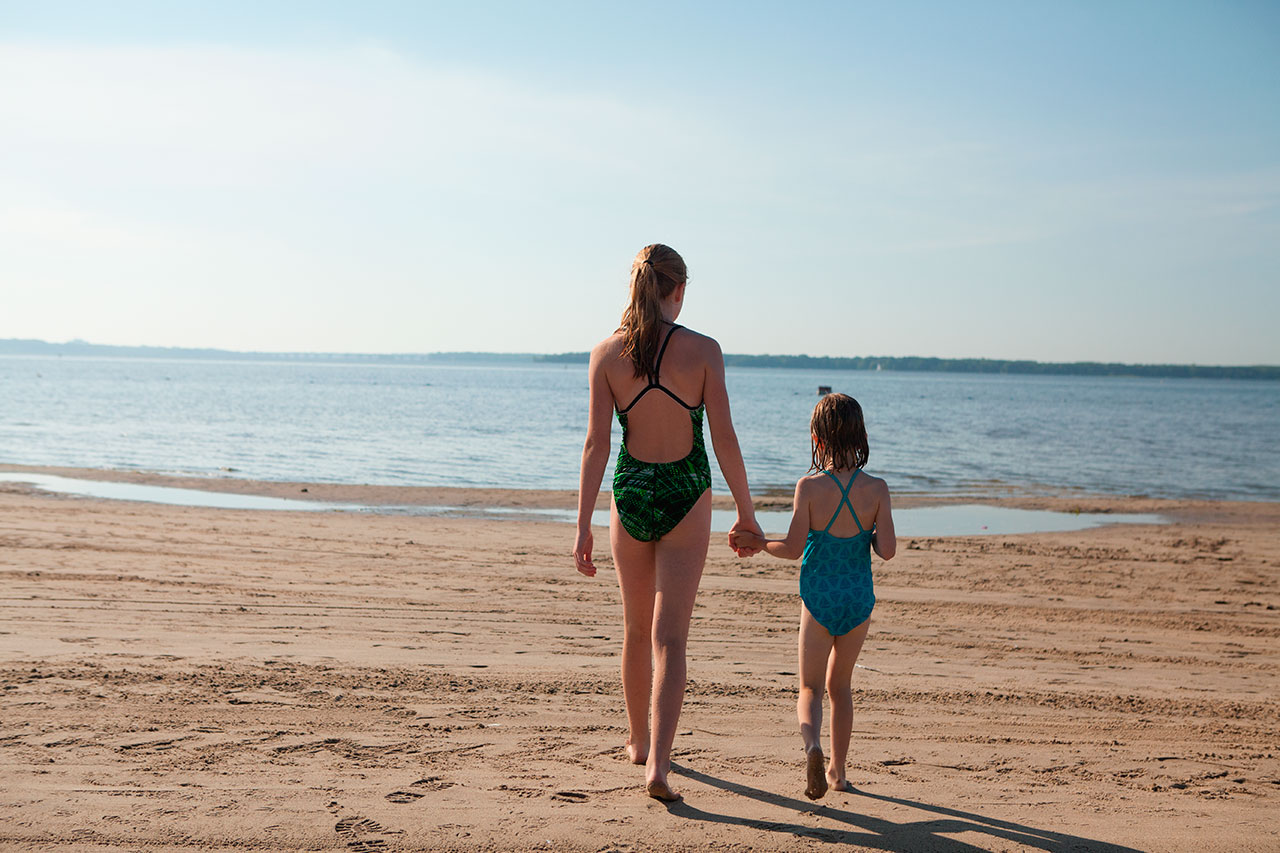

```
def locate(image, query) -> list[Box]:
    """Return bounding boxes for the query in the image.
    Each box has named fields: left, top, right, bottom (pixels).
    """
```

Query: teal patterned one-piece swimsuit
left=800, top=469, right=875, bottom=636
left=612, top=324, right=712, bottom=542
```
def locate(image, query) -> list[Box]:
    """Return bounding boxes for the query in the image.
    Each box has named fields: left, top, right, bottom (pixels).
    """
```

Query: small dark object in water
left=817, top=385, right=832, bottom=395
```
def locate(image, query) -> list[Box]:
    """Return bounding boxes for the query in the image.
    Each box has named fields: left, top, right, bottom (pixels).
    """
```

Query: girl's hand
left=574, top=528, right=596, bottom=577
left=729, top=518, right=764, bottom=557
left=727, top=530, right=754, bottom=557
left=734, top=530, right=767, bottom=552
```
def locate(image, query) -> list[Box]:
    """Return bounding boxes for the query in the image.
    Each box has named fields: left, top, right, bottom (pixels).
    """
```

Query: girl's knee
left=651, top=629, right=687, bottom=658
left=798, top=683, right=824, bottom=701
left=825, top=681, right=852, bottom=700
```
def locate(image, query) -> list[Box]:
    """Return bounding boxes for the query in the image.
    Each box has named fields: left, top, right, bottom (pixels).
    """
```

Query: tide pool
left=0, top=472, right=1166, bottom=536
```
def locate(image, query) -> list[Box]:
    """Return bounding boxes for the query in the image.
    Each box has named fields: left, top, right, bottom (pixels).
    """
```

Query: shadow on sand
left=668, top=763, right=1143, bottom=852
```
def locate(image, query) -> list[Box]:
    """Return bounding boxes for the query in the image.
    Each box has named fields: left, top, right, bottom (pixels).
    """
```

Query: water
left=1, top=355, right=1277, bottom=500
left=0, top=472, right=1167, bottom=536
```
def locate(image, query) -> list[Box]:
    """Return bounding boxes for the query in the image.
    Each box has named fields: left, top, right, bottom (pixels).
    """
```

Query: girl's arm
left=574, top=343, right=614, bottom=577
left=871, top=480, right=896, bottom=560
left=736, top=479, right=810, bottom=560
left=701, top=337, right=761, bottom=546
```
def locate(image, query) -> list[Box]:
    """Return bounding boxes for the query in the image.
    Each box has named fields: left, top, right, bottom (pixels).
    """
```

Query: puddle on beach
left=0, top=472, right=1166, bottom=536
left=0, top=472, right=365, bottom=512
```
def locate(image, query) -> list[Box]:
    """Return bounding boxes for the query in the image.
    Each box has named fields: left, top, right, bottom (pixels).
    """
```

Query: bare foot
left=646, top=779, right=682, bottom=802
left=828, top=775, right=854, bottom=793
left=626, top=743, right=648, bottom=766
left=805, top=747, right=828, bottom=800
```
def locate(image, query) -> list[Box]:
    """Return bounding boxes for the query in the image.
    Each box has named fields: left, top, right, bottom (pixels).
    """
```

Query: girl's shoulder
left=795, top=471, right=830, bottom=494
left=674, top=324, right=712, bottom=344
left=668, top=325, right=721, bottom=360
left=591, top=332, right=627, bottom=362
left=853, top=470, right=891, bottom=498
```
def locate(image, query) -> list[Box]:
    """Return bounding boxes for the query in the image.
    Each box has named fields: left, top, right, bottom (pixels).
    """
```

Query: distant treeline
left=5, top=339, right=1275, bottom=379
left=535, top=351, right=1280, bottom=380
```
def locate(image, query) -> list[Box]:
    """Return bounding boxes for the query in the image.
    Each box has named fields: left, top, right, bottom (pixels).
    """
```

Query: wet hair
left=618, top=244, right=687, bottom=380
left=810, top=393, right=869, bottom=472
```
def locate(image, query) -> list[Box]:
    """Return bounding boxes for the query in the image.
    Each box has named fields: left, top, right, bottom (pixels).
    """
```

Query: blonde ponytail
left=618, top=244, right=687, bottom=380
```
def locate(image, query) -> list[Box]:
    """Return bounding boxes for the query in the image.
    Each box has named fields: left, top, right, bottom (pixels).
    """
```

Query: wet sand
left=0, top=467, right=1276, bottom=851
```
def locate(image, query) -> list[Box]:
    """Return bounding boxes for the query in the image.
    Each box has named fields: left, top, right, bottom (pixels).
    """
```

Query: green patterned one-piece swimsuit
left=612, top=324, right=712, bottom=542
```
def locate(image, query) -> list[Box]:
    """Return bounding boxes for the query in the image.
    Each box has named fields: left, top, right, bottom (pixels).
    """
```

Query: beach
left=1, top=467, right=1277, bottom=852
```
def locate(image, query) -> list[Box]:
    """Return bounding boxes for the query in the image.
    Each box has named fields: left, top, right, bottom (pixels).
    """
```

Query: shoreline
left=0, top=462, right=1265, bottom=522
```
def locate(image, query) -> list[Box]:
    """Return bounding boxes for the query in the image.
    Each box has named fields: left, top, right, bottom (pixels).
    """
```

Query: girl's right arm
left=871, top=480, right=896, bottom=560
left=574, top=342, right=614, bottom=577
left=701, top=336, right=761, bottom=548
left=738, top=479, right=810, bottom=560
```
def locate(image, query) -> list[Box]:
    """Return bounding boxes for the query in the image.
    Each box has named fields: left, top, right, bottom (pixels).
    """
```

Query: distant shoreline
left=2, top=338, right=1276, bottom=380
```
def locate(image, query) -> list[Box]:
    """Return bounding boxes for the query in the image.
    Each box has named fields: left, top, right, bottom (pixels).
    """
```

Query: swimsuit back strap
left=820, top=469, right=865, bottom=533
left=651, top=323, right=682, bottom=381
left=617, top=324, right=692, bottom=414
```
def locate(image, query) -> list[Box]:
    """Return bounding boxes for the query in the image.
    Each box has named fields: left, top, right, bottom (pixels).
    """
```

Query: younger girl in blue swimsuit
left=734, top=393, right=896, bottom=800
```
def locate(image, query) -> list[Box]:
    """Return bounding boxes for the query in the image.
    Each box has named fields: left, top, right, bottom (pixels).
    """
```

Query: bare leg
left=610, top=503, right=656, bottom=765
left=825, top=617, right=869, bottom=792
left=798, top=603, right=833, bottom=800
left=644, top=489, right=711, bottom=801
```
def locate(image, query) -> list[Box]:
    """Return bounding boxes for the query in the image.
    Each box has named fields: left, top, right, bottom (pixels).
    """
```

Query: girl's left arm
left=574, top=343, right=614, bottom=577
left=871, top=479, right=896, bottom=560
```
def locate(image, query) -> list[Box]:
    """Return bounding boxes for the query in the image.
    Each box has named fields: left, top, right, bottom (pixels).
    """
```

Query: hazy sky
left=2, top=1, right=1277, bottom=363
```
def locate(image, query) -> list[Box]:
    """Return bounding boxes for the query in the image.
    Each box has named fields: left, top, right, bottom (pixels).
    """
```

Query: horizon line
left=1, top=337, right=1277, bottom=370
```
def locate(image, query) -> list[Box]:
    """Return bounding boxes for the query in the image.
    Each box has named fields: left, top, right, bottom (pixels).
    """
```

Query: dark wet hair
left=810, top=393, right=869, bottom=471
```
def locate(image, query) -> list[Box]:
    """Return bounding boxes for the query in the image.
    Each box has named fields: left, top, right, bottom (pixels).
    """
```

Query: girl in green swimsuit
left=574, top=244, right=761, bottom=802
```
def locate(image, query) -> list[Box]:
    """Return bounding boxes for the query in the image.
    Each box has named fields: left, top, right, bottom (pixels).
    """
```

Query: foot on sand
left=626, top=743, right=648, bottom=766
left=646, top=779, right=682, bottom=802
left=805, top=747, right=828, bottom=800
left=828, top=776, right=854, bottom=793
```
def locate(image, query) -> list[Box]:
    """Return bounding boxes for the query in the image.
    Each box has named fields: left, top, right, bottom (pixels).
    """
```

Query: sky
left=2, top=1, right=1277, bottom=364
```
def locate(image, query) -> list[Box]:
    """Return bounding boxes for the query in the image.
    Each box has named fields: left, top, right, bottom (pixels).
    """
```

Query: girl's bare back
left=601, top=325, right=712, bottom=464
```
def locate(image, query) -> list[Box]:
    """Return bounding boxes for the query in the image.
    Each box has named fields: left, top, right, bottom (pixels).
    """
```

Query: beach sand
left=0, top=467, right=1276, bottom=851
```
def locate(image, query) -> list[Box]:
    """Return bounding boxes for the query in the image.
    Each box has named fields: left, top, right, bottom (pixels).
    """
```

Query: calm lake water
left=1, top=355, right=1277, bottom=501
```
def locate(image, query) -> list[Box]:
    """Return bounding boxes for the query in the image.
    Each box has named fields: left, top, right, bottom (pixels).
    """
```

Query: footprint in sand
left=334, top=816, right=401, bottom=852
left=385, top=776, right=454, bottom=803
left=551, top=790, right=589, bottom=803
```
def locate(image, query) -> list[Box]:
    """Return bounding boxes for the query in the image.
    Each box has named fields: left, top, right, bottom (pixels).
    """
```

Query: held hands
left=733, top=529, right=767, bottom=553
left=573, top=528, right=596, bottom=577
left=728, top=517, right=764, bottom=558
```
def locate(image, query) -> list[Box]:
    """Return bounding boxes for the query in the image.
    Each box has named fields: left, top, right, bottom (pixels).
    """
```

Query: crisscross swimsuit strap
left=820, top=469, right=866, bottom=534
left=800, top=468, right=875, bottom=636
left=616, top=324, right=700, bottom=414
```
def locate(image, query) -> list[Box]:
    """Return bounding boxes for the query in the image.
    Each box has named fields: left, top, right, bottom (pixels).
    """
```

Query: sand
left=0, top=466, right=1276, bottom=852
